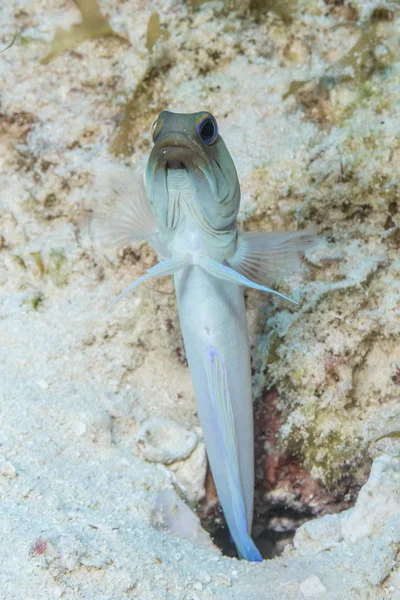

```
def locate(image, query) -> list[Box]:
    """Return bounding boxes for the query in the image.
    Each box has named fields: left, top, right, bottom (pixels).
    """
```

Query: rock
left=340, top=455, right=400, bottom=544
left=295, top=456, right=400, bottom=552
left=136, top=418, right=198, bottom=465
left=2, top=0, right=400, bottom=597
left=169, top=442, right=207, bottom=504
left=151, top=490, right=215, bottom=550
left=72, top=411, right=112, bottom=447
left=36, top=379, right=49, bottom=390
left=294, top=513, right=341, bottom=552
left=283, top=37, right=311, bottom=64
left=294, top=455, right=400, bottom=586
left=300, top=575, right=327, bottom=598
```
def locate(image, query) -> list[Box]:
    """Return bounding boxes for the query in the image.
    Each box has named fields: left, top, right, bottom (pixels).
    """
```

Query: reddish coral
left=255, top=387, right=363, bottom=516
left=31, top=537, right=47, bottom=555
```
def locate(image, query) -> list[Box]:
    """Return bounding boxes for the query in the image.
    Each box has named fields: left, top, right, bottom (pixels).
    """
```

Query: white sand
left=1, top=1, right=400, bottom=598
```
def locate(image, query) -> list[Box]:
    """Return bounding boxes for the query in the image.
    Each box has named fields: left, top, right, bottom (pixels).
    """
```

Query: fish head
left=146, top=111, right=240, bottom=239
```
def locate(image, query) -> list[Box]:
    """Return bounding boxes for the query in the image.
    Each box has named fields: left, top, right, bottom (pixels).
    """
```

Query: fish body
left=94, top=110, right=315, bottom=561
left=174, top=265, right=257, bottom=554
left=145, top=112, right=259, bottom=557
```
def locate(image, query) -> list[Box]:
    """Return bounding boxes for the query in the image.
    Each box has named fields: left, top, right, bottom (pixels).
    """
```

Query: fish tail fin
left=237, top=535, right=263, bottom=562
left=205, top=346, right=262, bottom=562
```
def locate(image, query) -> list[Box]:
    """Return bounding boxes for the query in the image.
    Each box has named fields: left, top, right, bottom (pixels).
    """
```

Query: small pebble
left=45, top=540, right=58, bottom=559
left=64, top=556, right=79, bottom=571
left=82, top=334, right=96, bottom=346
left=217, top=573, right=231, bottom=587
left=0, top=455, right=17, bottom=478
left=74, top=422, right=87, bottom=436
left=198, top=571, right=211, bottom=584
left=185, top=593, right=200, bottom=600
left=37, top=380, right=49, bottom=390
left=193, top=582, right=203, bottom=591
left=300, top=575, right=327, bottom=598
left=136, top=417, right=198, bottom=464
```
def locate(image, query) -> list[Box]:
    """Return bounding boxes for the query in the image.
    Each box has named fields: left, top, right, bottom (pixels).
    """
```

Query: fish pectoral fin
left=197, top=254, right=297, bottom=304
left=91, top=167, right=161, bottom=251
left=107, top=254, right=191, bottom=311
left=229, top=227, right=317, bottom=286
left=204, top=346, right=262, bottom=562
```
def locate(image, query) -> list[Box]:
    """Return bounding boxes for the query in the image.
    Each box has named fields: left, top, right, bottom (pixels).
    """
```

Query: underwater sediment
left=0, top=0, right=400, bottom=598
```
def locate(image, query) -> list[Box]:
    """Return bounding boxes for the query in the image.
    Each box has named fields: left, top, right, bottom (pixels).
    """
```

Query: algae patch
left=47, top=249, right=69, bottom=286
left=146, top=13, right=169, bottom=54
left=109, top=67, right=170, bottom=157
left=110, top=11, right=173, bottom=157
left=25, top=291, right=44, bottom=311
left=41, top=0, right=128, bottom=64
left=0, top=31, right=19, bottom=54
left=283, top=14, right=397, bottom=125
left=30, top=251, right=45, bottom=276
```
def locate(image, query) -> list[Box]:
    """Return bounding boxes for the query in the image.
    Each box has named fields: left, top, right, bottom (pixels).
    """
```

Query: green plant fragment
left=28, top=292, right=44, bottom=311
left=146, top=12, right=168, bottom=53
left=31, top=251, right=45, bottom=276
left=47, top=249, right=69, bottom=285
left=109, top=67, right=168, bottom=156
left=376, top=431, right=400, bottom=442
left=0, top=30, right=19, bottom=54
left=13, top=254, right=26, bottom=269
left=41, top=0, right=128, bottom=64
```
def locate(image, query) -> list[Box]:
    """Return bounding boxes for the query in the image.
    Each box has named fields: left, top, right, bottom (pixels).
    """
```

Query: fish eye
left=197, top=114, right=218, bottom=145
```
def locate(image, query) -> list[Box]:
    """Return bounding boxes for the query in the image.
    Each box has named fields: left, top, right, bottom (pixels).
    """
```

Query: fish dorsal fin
left=91, top=166, right=158, bottom=248
left=205, top=346, right=262, bottom=562
left=229, top=227, right=317, bottom=286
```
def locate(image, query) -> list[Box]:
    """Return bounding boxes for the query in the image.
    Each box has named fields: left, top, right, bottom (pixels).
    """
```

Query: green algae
left=41, top=0, right=128, bottom=65
left=0, top=31, right=19, bottom=54
left=109, top=67, right=169, bottom=157
left=47, top=249, right=69, bottom=286
left=283, top=16, right=397, bottom=114
left=376, top=431, right=400, bottom=442
left=334, top=21, right=393, bottom=81
left=109, top=10, right=173, bottom=157
left=190, top=0, right=300, bottom=21
left=286, top=406, right=365, bottom=487
left=28, top=291, right=44, bottom=311
left=146, top=12, right=169, bottom=53
left=250, top=0, right=299, bottom=23
left=13, top=248, right=70, bottom=287
left=30, top=251, right=45, bottom=276
left=12, top=254, right=26, bottom=270
left=265, top=331, right=282, bottom=365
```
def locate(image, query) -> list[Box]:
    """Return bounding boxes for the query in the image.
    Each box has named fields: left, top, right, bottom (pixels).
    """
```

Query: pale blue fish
left=93, top=111, right=315, bottom=561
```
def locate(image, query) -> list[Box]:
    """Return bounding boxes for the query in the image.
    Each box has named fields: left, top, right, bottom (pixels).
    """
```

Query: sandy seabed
left=1, top=1, right=400, bottom=598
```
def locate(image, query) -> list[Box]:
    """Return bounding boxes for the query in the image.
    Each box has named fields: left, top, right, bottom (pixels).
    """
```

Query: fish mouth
left=158, top=141, right=191, bottom=151
left=156, top=145, right=196, bottom=170
left=166, top=159, right=186, bottom=170
left=154, top=133, right=204, bottom=167
left=151, top=140, right=221, bottom=201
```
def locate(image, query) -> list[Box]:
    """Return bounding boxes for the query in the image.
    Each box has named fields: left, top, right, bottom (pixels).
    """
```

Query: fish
left=93, top=110, right=316, bottom=561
